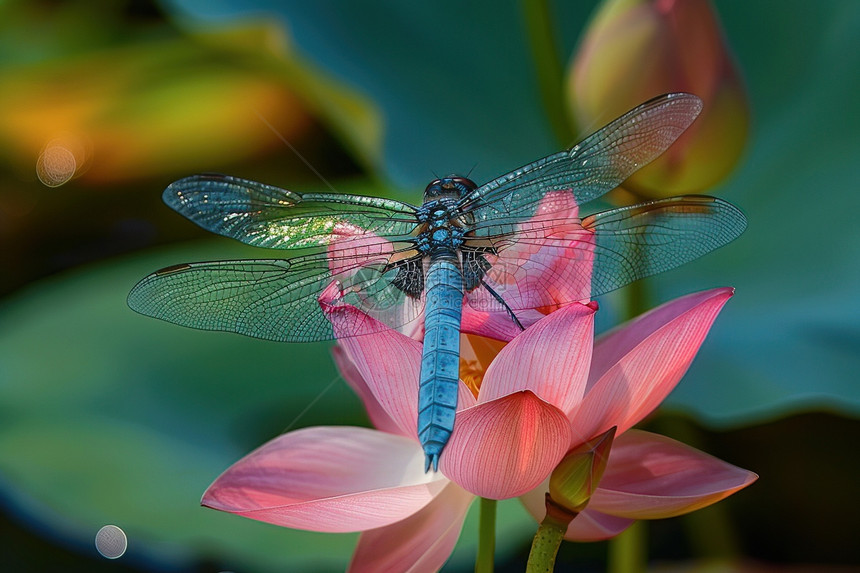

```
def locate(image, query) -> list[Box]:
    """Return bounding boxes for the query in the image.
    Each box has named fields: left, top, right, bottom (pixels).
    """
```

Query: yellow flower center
left=459, top=334, right=508, bottom=398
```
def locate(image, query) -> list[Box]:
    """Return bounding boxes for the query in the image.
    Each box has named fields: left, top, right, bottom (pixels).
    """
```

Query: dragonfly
left=128, top=93, right=746, bottom=472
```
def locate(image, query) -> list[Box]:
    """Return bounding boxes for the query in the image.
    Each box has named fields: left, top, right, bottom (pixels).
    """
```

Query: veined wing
left=127, top=244, right=425, bottom=343
left=585, top=195, right=746, bottom=295
left=164, top=174, right=419, bottom=249
left=465, top=196, right=746, bottom=313
left=457, top=93, right=703, bottom=228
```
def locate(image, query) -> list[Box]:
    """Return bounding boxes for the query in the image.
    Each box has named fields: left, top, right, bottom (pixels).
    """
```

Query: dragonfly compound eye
left=423, top=176, right=477, bottom=201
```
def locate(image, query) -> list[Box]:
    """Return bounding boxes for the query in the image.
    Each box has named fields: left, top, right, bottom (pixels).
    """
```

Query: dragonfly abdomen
left=418, top=255, right=464, bottom=472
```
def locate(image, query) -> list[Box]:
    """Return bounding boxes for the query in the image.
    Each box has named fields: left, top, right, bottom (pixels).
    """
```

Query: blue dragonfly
left=128, top=93, right=746, bottom=471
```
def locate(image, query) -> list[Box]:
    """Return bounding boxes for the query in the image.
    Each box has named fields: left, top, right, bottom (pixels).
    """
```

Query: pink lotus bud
left=568, top=0, right=748, bottom=197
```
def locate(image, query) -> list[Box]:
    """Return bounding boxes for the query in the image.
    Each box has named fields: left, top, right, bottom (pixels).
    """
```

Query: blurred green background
left=0, top=0, right=858, bottom=571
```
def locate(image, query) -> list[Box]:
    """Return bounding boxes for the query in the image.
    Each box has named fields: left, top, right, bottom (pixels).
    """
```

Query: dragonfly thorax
left=416, top=176, right=477, bottom=254
left=414, top=209, right=466, bottom=256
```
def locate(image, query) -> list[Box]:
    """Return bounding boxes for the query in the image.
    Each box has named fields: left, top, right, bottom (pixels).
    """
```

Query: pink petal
left=318, top=258, right=425, bottom=342
left=323, top=230, right=427, bottom=339
left=588, top=430, right=758, bottom=519
left=480, top=302, right=596, bottom=414
left=589, top=287, right=733, bottom=385
left=331, top=345, right=404, bottom=437
left=318, top=281, right=408, bottom=339
left=442, top=392, right=571, bottom=499
left=461, top=306, right=547, bottom=341
left=349, top=483, right=473, bottom=573
left=519, top=483, right=633, bottom=541
left=202, top=427, right=447, bottom=532
left=326, top=296, right=476, bottom=439
left=474, top=191, right=596, bottom=312
left=570, top=288, right=733, bottom=441
left=563, top=509, right=634, bottom=541
left=328, top=304, right=424, bottom=439
left=456, top=381, right=479, bottom=409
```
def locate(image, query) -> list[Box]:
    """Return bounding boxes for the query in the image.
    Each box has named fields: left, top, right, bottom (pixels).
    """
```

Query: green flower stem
left=526, top=519, right=566, bottom=573
left=520, top=0, right=575, bottom=147
left=608, top=520, right=647, bottom=573
left=623, top=276, right=650, bottom=321
left=526, top=496, right=578, bottom=572
left=475, top=497, right=497, bottom=573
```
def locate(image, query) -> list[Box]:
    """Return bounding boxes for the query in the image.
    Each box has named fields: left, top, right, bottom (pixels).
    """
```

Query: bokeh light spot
left=36, top=144, right=76, bottom=187
left=95, top=524, right=127, bottom=559
left=35, top=133, right=91, bottom=187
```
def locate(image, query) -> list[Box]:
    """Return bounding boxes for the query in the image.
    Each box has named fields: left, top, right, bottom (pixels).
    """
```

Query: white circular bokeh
left=95, top=524, right=127, bottom=559
left=36, top=144, right=77, bottom=187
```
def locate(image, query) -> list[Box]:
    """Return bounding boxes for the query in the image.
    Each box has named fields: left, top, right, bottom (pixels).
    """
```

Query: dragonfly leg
left=480, top=280, right=525, bottom=331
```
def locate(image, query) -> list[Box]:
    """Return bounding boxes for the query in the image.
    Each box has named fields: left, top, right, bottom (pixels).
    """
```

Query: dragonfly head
left=423, top=175, right=477, bottom=202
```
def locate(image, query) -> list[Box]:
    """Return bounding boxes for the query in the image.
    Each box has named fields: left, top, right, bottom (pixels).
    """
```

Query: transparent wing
left=586, top=195, right=747, bottom=294
left=457, top=93, right=703, bottom=228
left=466, top=196, right=746, bottom=313
left=127, top=244, right=425, bottom=343
left=164, top=174, right=419, bottom=249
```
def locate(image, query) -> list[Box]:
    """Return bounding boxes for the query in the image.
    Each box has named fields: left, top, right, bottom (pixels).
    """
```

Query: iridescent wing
left=127, top=244, right=425, bottom=343
left=465, top=195, right=746, bottom=314
left=457, top=93, right=704, bottom=227
left=128, top=175, right=426, bottom=340
left=164, top=173, right=419, bottom=248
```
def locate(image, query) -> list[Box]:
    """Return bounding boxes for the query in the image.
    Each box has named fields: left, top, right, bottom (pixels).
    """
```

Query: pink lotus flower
left=201, top=286, right=755, bottom=571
